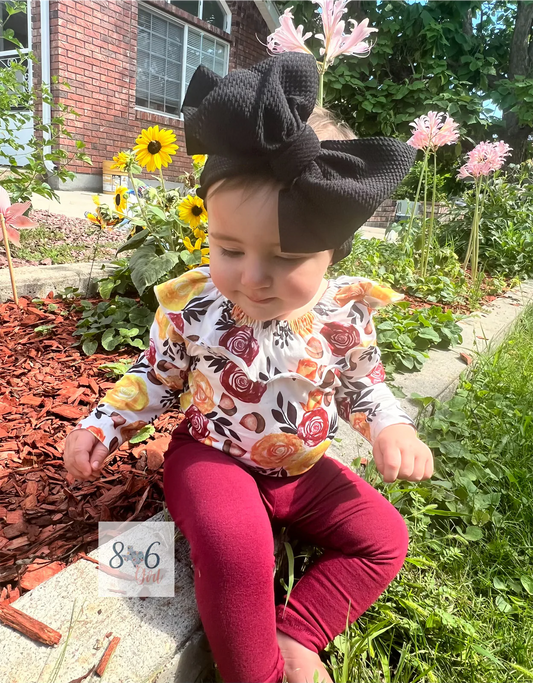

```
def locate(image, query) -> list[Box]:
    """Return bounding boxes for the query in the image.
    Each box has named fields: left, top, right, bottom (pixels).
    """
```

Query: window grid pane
left=137, top=8, right=184, bottom=116
left=137, top=7, right=228, bottom=117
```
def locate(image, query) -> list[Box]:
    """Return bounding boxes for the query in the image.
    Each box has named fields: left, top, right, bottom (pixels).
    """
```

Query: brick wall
left=42, top=0, right=271, bottom=190
left=363, top=199, right=451, bottom=231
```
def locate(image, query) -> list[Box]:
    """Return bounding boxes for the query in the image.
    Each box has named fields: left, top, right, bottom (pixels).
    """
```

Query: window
left=0, top=0, right=32, bottom=107
left=137, top=6, right=229, bottom=117
left=169, top=0, right=230, bottom=32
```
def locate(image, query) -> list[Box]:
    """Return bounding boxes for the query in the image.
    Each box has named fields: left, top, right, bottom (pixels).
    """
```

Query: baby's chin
left=236, top=296, right=291, bottom=322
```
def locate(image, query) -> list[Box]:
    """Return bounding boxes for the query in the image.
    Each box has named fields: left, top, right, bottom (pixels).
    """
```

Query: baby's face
left=207, top=181, right=333, bottom=321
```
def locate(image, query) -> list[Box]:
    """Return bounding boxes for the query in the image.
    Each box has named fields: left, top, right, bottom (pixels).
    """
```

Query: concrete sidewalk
left=31, top=190, right=113, bottom=219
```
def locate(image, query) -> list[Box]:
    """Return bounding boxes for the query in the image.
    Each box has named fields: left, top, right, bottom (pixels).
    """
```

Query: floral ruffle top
left=78, top=267, right=414, bottom=477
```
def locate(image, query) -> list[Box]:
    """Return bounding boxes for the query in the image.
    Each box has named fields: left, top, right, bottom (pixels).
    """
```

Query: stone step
left=0, top=512, right=214, bottom=683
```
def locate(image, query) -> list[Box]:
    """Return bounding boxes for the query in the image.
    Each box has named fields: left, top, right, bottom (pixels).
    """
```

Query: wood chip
left=0, top=602, right=62, bottom=645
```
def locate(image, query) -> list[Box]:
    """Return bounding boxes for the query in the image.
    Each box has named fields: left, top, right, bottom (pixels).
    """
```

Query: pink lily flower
left=315, top=1, right=377, bottom=68
left=457, top=140, right=512, bottom=179
left=0, top=185, right=37, bottom=247
left=407, top=111, right=460, bottom=152
left=266, top=7, right=313, bottom=55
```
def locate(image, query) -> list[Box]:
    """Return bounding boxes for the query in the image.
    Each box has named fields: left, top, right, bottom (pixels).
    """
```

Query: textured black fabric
left=182, top=53, right=416, bottom=257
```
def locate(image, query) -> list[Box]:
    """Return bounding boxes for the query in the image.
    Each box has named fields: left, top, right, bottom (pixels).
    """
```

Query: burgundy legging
left=163, top=422, right=409, bottom=683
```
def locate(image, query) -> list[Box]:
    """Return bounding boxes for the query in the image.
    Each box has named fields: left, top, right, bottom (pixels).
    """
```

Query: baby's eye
left=220, top=248, right=243, bottom=258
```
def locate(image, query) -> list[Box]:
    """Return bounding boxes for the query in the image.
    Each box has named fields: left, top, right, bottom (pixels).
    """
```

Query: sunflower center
left=115, top=195, right=121, bottom=207
left=191, top=205, right=203, bottom=216
left=148, top=140, right=162, bottom=155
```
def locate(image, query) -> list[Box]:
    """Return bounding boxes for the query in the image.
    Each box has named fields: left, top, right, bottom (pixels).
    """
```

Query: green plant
left=376, top=302, right=463, bottom=374
left=73, top=297, right=154, bottom=356
left=90, top=132, right=209, bottom=309
left=314, top=307, right=533, bottom=682
left=331, top=235, right=469, bottom=306
left=0, top=4, right=91, bottom=203
left=440, top=161, right=533, bottom=279
left=98, top=360, right=133, bottom=378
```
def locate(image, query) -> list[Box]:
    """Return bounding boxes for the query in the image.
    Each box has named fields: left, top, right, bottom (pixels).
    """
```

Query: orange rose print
left=168, top=325, right=185, bottom=344
left=363, top=284, right=403, bottom=308
left=333, top=282, right=369, bottom=307
left=300, top=389, right=323, bottom=412
left=284, top=439, right=331, bottom=476
left=189, top=370, right=216, bottom=414
left=155, top=270, right=208, bottom=312
left=86, top=425, right=105, bottom=443
left=120, top=420, right=148, bottom=442
left=251, top=433, right=304, bottom=469
left=180, top=390, right=193, bottom=412
left=103, top=375, right=149, bottom=412
left=296, top=358, right=318, bottom=381
left=155, top=307, right=170, bottom=340
left=350, top=412, right=371, bottom=440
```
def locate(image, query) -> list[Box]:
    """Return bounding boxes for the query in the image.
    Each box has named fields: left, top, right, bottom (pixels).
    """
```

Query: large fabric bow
left=182, top=53, right=416, bottom=255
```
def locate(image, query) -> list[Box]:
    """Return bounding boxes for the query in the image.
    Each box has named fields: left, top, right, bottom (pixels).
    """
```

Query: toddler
left=64, top=53, right=433, bottom=683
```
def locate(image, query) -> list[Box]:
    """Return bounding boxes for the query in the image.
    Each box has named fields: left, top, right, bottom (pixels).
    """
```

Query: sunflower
left=183, top=236, right=209, bottom=267
left=192, top=154, right=207, bottom=169
left=113, top=185, right=129, bottom=215
left=133, top=125, right=178, bottom=173
left=193, top=227, right=207, bottom=243
left=111, top=152, right=130, bottom=172
left=178, top=195, right=207, bottom=228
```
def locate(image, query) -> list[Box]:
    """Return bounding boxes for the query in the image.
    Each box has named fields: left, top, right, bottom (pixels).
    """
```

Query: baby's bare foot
left=277, top=630, right=333, bottom=683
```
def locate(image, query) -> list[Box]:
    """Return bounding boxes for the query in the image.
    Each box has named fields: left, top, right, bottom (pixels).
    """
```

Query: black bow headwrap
left=182, top=53, right=416, bottom=259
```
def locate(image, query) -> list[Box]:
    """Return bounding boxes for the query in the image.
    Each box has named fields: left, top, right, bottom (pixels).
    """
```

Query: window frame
left=0, top=0, right=33, bottom=111
left=135, top=3, right=230, bottom=120
left=168, top=0, right=232, bottom=34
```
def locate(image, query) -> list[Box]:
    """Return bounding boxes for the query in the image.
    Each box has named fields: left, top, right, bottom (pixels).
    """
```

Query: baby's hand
left=63, top=429, right=109, bottom=481
left=372, top=424, right=433, bottom=483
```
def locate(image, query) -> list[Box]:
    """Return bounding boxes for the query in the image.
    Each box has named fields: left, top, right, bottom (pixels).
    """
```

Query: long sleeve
left=77, top=307, right=191, bottom=453
left=335, top=312, right=414, bottom=444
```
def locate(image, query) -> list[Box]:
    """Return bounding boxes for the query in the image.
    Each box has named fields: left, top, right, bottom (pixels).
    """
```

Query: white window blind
left=137, top=6, right=229, bottom=117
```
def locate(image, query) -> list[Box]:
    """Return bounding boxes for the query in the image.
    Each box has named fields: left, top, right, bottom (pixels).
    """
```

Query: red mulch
left=0, top=294, right=183, bottom=603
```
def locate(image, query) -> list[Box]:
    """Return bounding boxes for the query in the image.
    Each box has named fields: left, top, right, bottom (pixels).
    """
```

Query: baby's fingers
left=373, top=440, right=402, bottom=483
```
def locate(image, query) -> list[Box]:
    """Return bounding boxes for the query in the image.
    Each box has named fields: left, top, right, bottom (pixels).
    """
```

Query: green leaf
left=82, top=338, right=98, bottom=356
left=492, top=577, right=507, bottom=591
left=129, top=425, right=156, bottom=443
left=101, top=328, right=118, bottom=351
left=147, top=205, right=167, bottom=221
left=130, top=251, right=181, bottom=295
left=98, top=278, right=116, bottom=300
left=116, top=229, right=149, bottom=253
left=459, top=526, right=483, bottom=541
left=520, top=575, right=533, bottom=595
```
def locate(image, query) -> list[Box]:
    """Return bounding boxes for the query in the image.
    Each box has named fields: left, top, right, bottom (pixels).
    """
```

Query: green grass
left=321, top=306, right=533, bottom=682
left=11, top=225, right=117, bottom=264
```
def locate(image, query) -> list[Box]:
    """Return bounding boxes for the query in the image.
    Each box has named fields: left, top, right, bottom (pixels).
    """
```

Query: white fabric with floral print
left=77, top=267, right=414, bottom=477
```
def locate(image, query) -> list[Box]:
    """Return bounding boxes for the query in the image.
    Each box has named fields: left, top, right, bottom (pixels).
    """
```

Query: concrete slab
left=0, top=262, right=112, bottom=302
left=397, top=279, right=533, bottom=418
left=0, top=513, right=212, bottom=683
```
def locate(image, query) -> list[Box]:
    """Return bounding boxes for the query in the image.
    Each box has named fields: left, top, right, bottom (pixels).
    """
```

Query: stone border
left=1, top=273, right=532, bottom=682
left=0, top=262, right=112, bottom=302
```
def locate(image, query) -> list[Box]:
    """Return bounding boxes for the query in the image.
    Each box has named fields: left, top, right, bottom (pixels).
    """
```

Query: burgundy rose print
left=297, top=408, right=329, bottom=447
left=145, top=339, right=156, bottom=366
left=185, top=405, right=210, bottom=440
left=220, top=362, right=267, bottom=403
left=320, top=322, right=360, bottom=356
left=219, top=325, right=259, bottom=366
left=167, top=312, right=184, bottom=333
